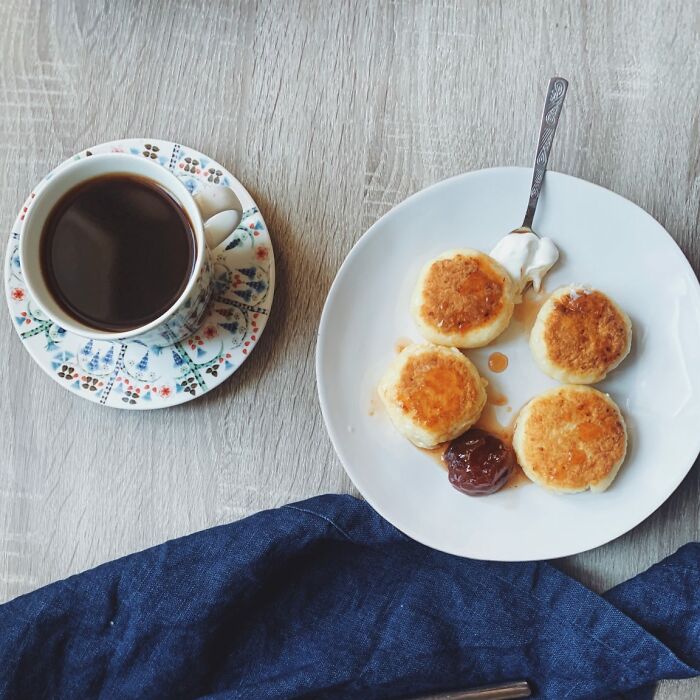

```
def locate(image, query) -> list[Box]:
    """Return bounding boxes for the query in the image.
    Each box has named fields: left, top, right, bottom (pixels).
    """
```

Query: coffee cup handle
left=193, top=185, right=243, bottom=250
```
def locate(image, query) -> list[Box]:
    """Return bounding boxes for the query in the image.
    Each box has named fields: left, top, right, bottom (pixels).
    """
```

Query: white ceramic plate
left=316, top=167, right=700, bottom=561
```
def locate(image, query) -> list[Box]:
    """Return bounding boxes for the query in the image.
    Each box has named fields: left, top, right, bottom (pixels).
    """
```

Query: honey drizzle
left=417, top=443, right=448, bottom=471
left=513, top=290, right=547, bottom=329
left=488, top=352, right=509, bottom=373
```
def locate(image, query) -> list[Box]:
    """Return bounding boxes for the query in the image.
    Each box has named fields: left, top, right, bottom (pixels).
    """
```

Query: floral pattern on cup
left=4, top=138, right=275, bottom=410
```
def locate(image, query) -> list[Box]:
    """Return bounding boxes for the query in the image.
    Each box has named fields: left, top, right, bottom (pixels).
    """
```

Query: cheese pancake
left=378, top=343, right=487, bottom=448
left=513, top=385, right=627, bottom=494
left=530, top=286, right=632, bottom=384
left=411, top=249, right=516, bottom=348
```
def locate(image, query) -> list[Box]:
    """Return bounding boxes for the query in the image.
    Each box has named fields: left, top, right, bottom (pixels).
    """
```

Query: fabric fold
left=0, top=495, right=697, bottom=699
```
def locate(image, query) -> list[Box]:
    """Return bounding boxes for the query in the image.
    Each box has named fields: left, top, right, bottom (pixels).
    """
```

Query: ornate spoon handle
left=521, top=77, right=568, bottom=230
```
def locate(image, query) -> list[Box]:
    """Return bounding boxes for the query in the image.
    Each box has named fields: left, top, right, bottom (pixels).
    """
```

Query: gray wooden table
left=1, top=1, right=698, bottom=697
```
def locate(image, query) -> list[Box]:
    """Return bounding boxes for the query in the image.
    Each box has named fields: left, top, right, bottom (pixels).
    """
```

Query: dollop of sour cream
left=490, top=231, right=559, bottom=298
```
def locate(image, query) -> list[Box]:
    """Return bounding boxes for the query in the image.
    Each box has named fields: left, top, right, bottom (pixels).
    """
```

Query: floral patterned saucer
left=4, top=138, right=275, bottom=409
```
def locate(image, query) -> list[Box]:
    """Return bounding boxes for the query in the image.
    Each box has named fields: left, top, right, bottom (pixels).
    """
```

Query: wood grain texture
left=0, top=1, right=698, bottom=696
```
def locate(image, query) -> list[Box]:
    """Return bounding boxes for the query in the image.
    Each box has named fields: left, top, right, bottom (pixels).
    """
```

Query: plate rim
left=316, top=165, right=700, bottom=560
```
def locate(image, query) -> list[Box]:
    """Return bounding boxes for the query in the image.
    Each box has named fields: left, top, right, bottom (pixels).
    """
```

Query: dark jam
left=444, top=428, right=515, bottom=496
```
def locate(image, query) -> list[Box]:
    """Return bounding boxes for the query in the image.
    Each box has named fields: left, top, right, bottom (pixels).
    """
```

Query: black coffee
left=41, top=174, right=196, bottom=332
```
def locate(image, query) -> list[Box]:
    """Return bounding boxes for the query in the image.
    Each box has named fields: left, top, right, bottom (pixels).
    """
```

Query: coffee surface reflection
left=40, top=174, right=195, bottom=332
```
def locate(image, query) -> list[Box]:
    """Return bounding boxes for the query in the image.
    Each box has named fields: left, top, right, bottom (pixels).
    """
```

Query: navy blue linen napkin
left=0, top=494, right=698, bottom=700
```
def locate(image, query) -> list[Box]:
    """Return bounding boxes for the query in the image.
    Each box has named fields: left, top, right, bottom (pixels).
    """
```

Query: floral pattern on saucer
left=4, top=138, right=275, bottom=409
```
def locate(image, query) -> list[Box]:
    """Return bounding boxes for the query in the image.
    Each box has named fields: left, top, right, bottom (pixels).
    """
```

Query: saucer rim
left=4, top=137, right=275, bottom=410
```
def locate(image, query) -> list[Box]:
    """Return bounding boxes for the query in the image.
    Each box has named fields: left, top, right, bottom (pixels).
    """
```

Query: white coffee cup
left=19, top=153, right=242, bottom=346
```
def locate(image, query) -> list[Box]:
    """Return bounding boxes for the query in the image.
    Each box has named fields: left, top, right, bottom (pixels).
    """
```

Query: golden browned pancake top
left=395, top=351, right=479, bottom=433
left=519, top=388, right=626, bottom=490
left=544, top=291, right=628, bottom=375
left=420, top=254, right=505, bottom=334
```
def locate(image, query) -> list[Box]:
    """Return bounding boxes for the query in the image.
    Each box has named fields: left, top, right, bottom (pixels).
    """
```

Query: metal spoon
left=407, top=679, right=531, bottom=699
left=512, top=77, right=568, bottom=235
